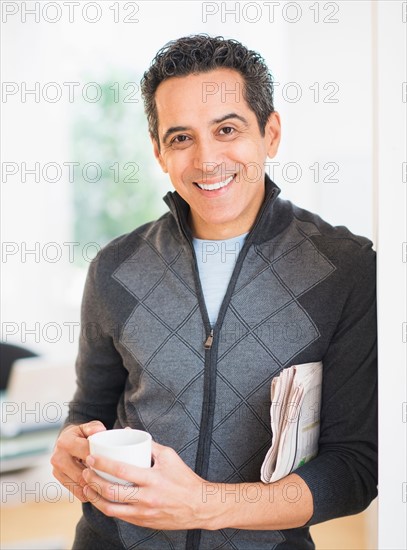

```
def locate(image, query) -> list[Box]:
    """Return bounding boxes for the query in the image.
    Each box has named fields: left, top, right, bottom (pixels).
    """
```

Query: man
left=51, top=35, right=377, bottom=549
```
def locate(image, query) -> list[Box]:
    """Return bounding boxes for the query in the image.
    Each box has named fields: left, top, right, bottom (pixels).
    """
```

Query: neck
left=189, top=219, right=250, bottom=240
left=189, top=189, right=266, bottom=240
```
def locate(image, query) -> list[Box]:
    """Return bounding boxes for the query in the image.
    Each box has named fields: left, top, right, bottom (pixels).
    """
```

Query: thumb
left=79, top=420, right=106, bottom=438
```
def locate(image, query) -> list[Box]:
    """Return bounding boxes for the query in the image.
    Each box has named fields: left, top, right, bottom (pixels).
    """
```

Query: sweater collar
left=162, top=174, right=282, bottom=244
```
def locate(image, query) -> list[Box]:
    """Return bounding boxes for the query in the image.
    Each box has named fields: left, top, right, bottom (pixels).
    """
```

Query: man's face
left=153, top=68, right=281, bottom=239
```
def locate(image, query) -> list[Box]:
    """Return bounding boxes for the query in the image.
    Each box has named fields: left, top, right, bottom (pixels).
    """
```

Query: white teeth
left=196, top=174, right=234, bottom=191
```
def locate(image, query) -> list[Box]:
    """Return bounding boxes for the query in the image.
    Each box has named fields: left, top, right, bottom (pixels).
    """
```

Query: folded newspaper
left=260, top=361, right=323, bottom=483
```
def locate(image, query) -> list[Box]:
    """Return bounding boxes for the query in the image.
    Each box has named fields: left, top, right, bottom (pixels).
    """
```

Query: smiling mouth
left=194, top=174, right=235, bottom=191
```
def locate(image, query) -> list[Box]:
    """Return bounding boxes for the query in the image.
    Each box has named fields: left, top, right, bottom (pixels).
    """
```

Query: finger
left=62, top=422, right=106, bottom=463
left=66, top=436, right=91, bottom=462
left=82, top=484, right=136, bottom=519
left=85, top=454, right=152, bottom=486
left=51, top=444, right=88, bottom=486
left=53, top=468, right=88, bottom=503
left=72, top=421, right=107, bottom=461
left=56, top=425, right=93, bottom=463
left=79, top=420, right=106, bottom=438
left=82, top=468, right=141, bottom=504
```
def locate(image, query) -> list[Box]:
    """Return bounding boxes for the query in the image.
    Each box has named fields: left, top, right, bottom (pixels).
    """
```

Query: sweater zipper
left=204, top=328, right=214, bottom=349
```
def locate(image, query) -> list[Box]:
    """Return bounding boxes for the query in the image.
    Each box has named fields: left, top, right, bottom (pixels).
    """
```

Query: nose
left=193, top=137, right=224, bottom=176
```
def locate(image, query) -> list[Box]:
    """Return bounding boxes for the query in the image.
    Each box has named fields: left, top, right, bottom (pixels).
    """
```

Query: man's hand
left=50, top=420, right=106, bottom=502
left=56, top=435, right=313, bottom=530
left=80, top=441, right=213, bottom=530
left=80, top=442, right=313, bottom=531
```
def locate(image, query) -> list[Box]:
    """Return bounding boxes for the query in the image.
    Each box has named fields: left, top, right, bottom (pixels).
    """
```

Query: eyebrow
left=162, top=112, right=249, bottom=145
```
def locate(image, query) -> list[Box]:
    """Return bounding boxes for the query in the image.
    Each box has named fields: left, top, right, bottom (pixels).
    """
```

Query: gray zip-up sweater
left=68, top=176, right=377, bottom=549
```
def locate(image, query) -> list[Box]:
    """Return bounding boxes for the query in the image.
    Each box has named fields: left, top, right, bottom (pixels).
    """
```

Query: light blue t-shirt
left=192, top=232, right=249, bottom=327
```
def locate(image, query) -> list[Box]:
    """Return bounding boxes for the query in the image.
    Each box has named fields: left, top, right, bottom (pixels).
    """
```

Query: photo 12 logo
left=1, top=1, right=140, bottom=24
left=1, top=161, right=140, bottom=183
left=201, top=2, right=340, bottom=24
left=1, top=81, right=140, bottom=104
left=201, top=80, right=340, bottom=105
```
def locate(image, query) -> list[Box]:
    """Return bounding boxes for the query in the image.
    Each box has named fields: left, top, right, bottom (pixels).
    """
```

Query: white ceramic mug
left=88, top=428, right=152, bottom=485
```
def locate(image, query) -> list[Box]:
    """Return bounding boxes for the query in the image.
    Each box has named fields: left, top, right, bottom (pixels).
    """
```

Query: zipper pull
left=204, top=329, right=214, bottom=349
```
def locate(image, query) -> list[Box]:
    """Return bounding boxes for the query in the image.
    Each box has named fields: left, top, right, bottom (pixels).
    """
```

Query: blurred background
left=1, top=1, right=405, bottom=548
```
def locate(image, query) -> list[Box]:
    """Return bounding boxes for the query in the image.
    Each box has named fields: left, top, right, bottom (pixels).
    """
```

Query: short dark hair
left=140, top=34, right=275, bottom=147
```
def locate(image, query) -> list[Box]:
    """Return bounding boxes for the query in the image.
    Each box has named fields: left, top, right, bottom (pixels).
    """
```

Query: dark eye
left=219, top=126, right=235, bottom=135
left=172, top=134, right=189, bottom=143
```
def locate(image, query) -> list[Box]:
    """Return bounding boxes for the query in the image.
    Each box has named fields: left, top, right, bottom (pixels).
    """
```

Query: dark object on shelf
left=0, top=342, right=38, bottom=391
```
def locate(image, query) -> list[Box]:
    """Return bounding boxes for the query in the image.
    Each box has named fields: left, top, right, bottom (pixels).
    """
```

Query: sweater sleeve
left=64, top=252, right=128, bottom=430
left=294, top=242, right=378, bottom=525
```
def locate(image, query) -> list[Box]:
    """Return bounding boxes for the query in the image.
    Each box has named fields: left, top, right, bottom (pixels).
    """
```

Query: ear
left=265, top=111, right=281, bottom=159
left=152, top=136, right=168, bottom=173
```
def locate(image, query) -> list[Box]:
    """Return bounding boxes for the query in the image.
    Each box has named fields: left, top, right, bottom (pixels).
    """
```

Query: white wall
left=374, top=2, right=407, bottom=549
